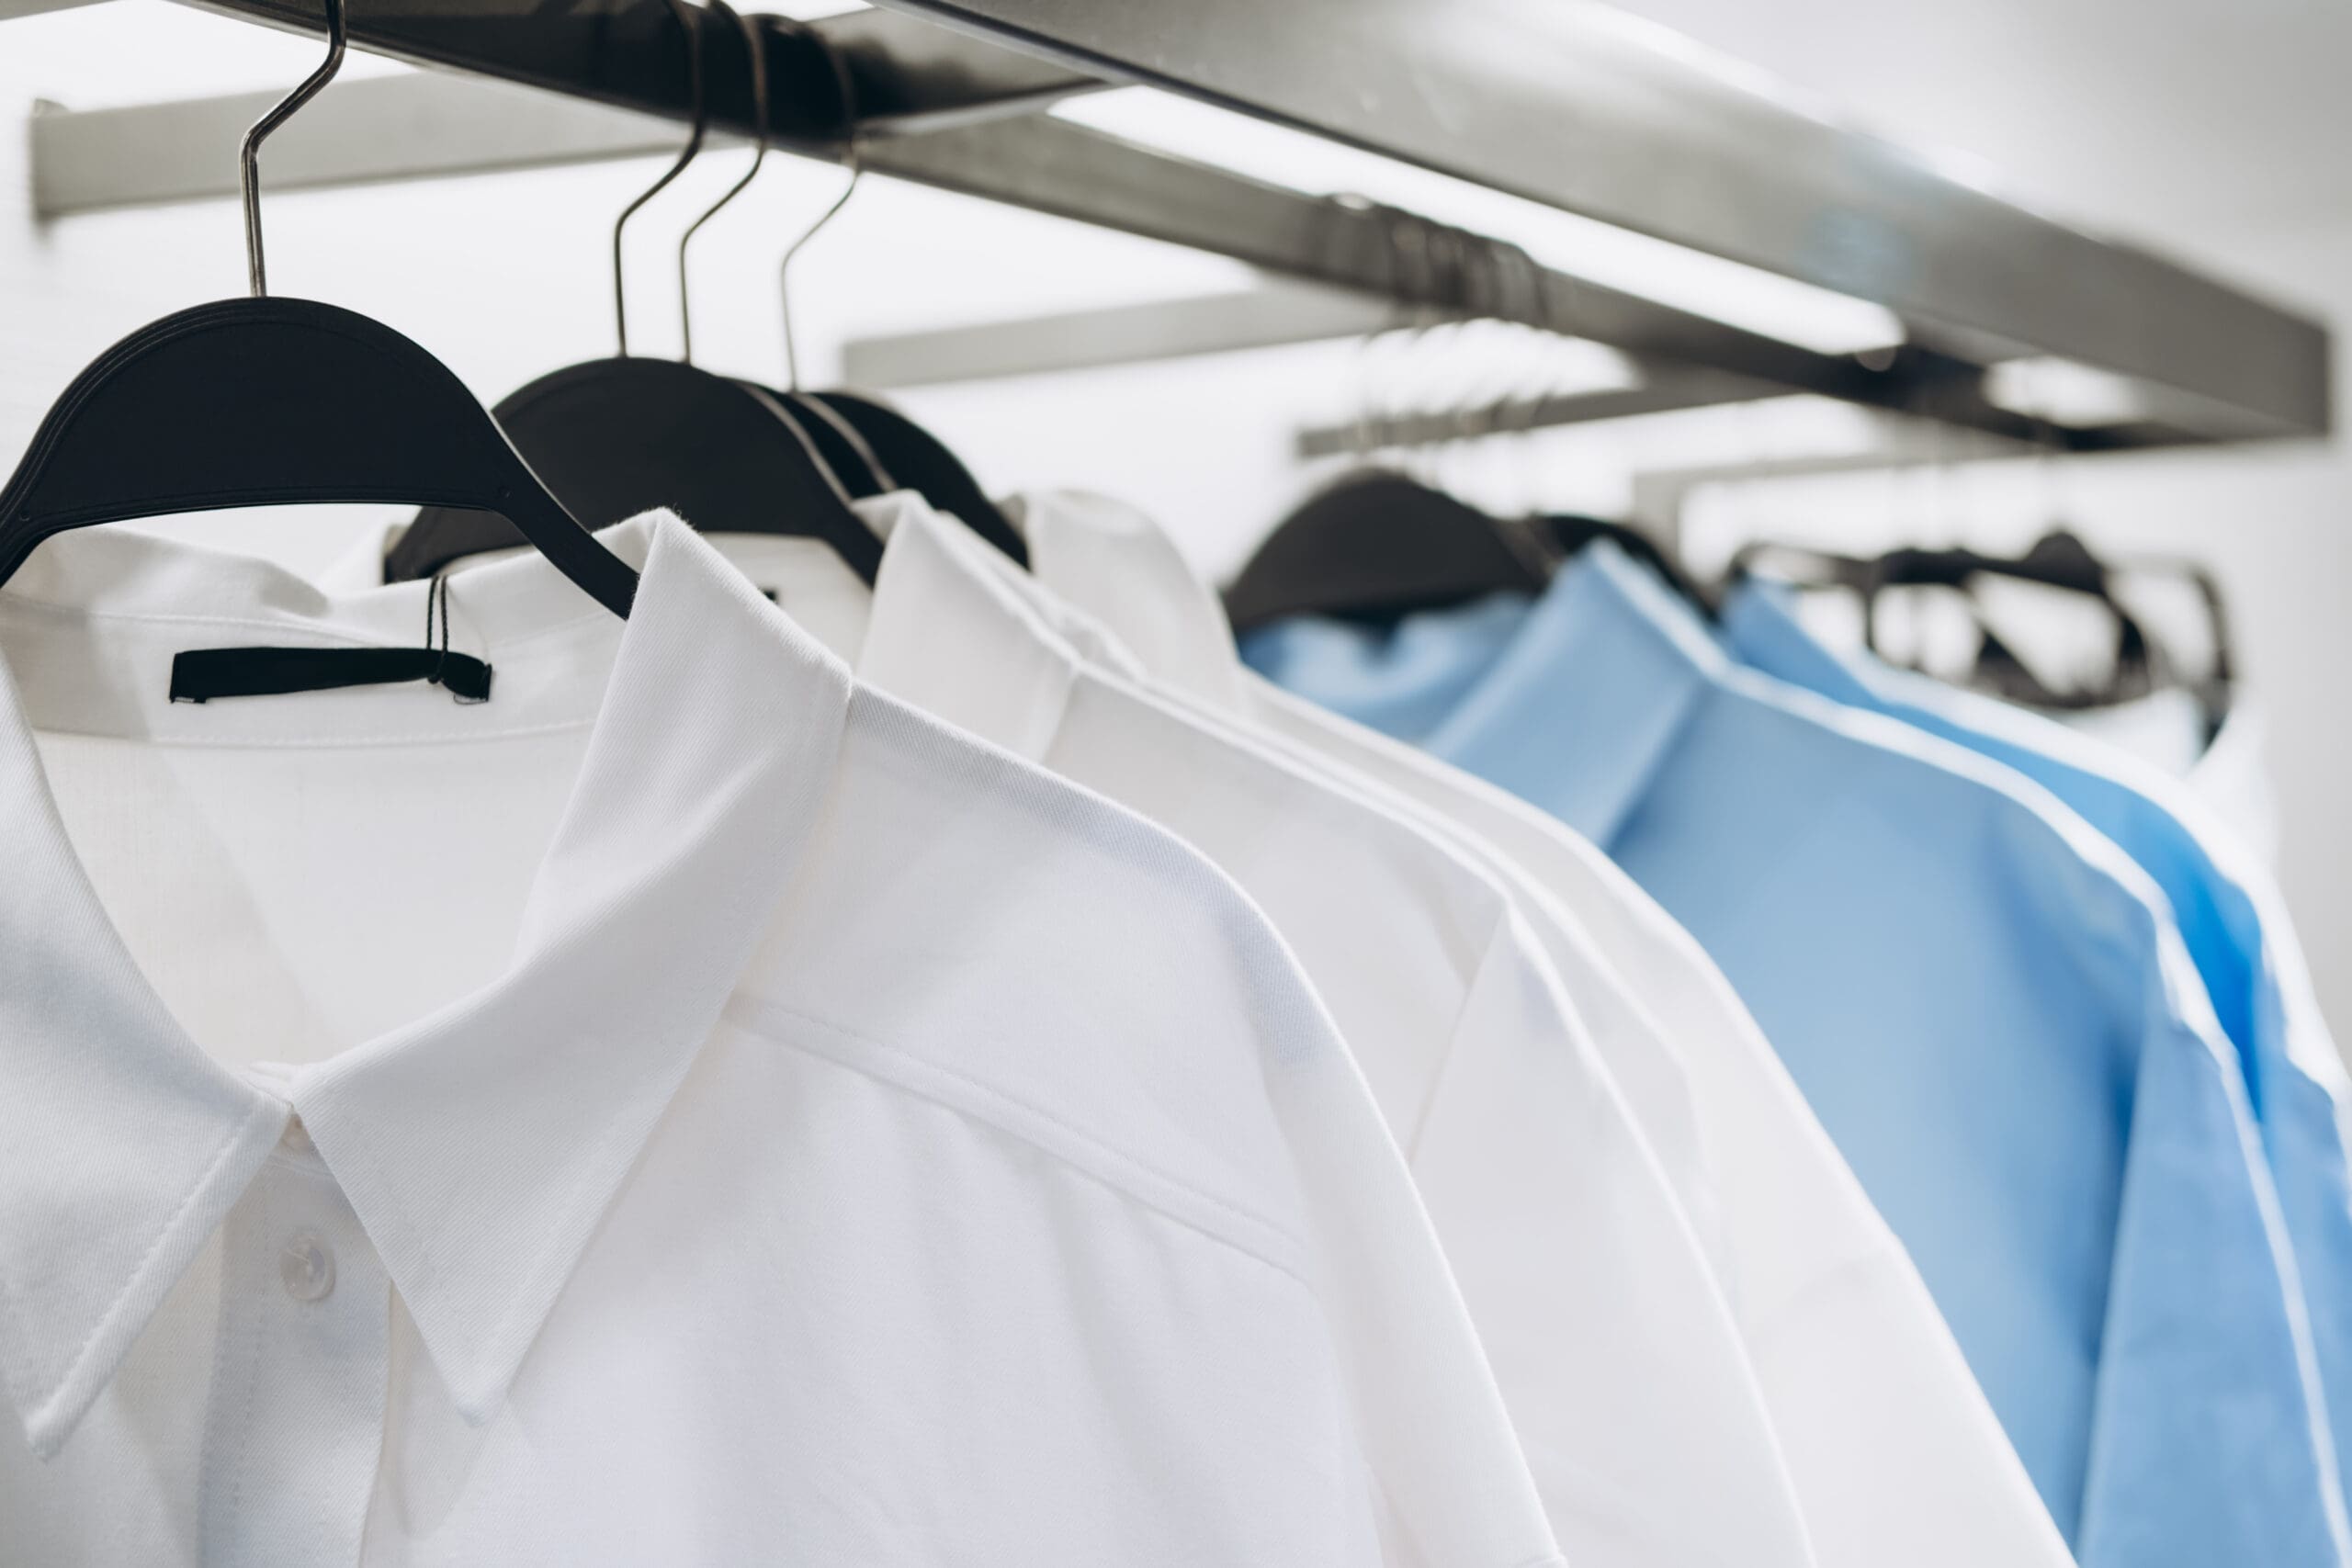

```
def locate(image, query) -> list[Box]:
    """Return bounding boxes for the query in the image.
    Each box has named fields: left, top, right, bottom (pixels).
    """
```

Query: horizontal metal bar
left=33, top=73, right=685, bottom=215
left=872, top=0, right=2330, bottom=439
left=152, top=0, right=1106, bottom=146
left=1295, top=369, right=1790, bottom=459
left=28, top=0, right=2328, bottom=440
left=26, top=66, right=2235, bottom=450
left=0, top=0, right=107, bottom=18
left=865, top=118, right=1870, bottom=393
left=842, top=279, right=1407, bottom=388
left=1627, top=420, right=2029, bottom=530
left=806, top=5, right=1111, bottom=137
left=838, top=283, right=1791, bottom=442
left=864, top=117, right=2198, bottom=450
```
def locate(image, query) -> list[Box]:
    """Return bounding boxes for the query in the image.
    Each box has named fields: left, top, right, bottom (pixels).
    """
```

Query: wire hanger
left=673, top=4, right=893, bottom=529
left=386, top=0, right=885, bottom=586
left=763, top=16, right=1032, bottom=567
left=715, top=10, right=892, bottom=502
left=0, top=0, right=636, bottom=615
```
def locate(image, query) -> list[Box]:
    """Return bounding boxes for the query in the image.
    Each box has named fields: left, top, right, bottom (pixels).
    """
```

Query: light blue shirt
left=1722, top=581, right=2352, bottom=1506
left=1244, top=545, right=2347, bottom=1567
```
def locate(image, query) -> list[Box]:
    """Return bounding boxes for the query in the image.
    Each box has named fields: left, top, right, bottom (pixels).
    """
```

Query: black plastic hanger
left=391, top=359, right=885, bottom=582
left=779, top=390, right=892, bottom=498
left=1226, top=214, right=1607, bottom=633
left=1728, top=530, right=2186, bottom=714
left=0, top=0, right=634, bottom=617
left=806, top=390, right=1027, bottom=563
left=386, top=0, right=884, bottom=587
left=1224, top=468, right=1552, bottom=634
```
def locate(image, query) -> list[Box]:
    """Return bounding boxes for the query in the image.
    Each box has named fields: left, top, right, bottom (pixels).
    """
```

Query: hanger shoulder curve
left=0, top=297, right=635, bottom=615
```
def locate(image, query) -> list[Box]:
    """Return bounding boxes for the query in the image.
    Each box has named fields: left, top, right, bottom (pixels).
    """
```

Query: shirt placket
left=197, top=1119, right=390, bottom=1566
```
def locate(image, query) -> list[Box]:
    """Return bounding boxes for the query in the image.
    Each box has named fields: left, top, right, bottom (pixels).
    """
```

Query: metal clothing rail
left=14, top=0, right=2334, bottom=450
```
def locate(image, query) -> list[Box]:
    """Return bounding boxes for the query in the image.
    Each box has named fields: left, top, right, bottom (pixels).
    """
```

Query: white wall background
left=3, top=1, right=2346, bottom=1032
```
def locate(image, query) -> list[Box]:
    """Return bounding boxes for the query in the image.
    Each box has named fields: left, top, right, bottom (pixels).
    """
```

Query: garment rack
left=12, top=0, right=2334, bottom=453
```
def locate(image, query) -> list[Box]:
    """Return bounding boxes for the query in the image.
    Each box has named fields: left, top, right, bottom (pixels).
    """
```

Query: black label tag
left=169, top=646, right=493, bottom=704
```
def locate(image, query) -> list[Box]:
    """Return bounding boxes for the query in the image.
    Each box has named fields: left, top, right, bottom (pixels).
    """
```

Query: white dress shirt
left=0, top=513, right=1558, bottom=1567
left=1011, top=489, right=2078, bottom=1568
left=732, top=494, right=1822, bottom=1568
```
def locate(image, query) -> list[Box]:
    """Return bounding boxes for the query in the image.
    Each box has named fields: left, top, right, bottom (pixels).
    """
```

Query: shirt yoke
left=725, top=684, right=1361, bottom=1289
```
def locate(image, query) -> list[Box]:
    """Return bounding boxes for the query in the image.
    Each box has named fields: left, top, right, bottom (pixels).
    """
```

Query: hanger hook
left=240, top=0, right=347, bottom=298
left=1509, top=239, right=1544, bottom=437
left=1430, top=223, right=1478, bottom=472
left=777, top=16, right=865, bottom=391
left=1388, top=209, right=1444, bottom=468
left=1512, top=239, right=1566, bottom=516
left=674, top=0, right=767, bottom=366
left=1352, top=200, right=1423, bottom=459
left=1323, top=193, right=1385, bottom=462
left=1447, top=231, right=1512, bottom=478
left=615, top=0, right=707, bottom=358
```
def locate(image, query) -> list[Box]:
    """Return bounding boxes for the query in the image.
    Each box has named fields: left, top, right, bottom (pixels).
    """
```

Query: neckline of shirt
left=0, top=513, right=856, bottom=1456
left=0, top=517, right=667, bottom=746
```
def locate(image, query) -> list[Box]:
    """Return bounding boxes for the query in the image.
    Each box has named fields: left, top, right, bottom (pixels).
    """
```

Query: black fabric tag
left=168, top=573, right=490, bottom=705
left=169, top=646, right=493, bottom=704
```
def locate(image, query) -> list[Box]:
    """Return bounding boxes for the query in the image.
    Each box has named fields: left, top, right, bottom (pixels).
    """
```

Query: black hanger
left=778, top=390, right=893, bottom=498
left=384, top=0, right=884, bottom=588
left=390, top=360, right=885, bottom=583
left=1228, top=215, right=1675, bottom=634
left=1224, top=467, right=1552, bottom=634
left=0, top=0, right=634, bottom=618
left=1728, top=530, right=2189, bottom=714
left=806, top=391, right=1027, bottom=563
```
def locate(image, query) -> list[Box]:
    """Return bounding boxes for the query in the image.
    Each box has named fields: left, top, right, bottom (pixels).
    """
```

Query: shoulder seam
left=719, top=994, right=1318, bottom=1294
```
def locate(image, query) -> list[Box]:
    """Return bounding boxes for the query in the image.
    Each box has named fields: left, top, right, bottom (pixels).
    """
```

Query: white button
left=280, top=1115, right=314, bottom=1155
left=280, top=1231, right=335, bottom=1303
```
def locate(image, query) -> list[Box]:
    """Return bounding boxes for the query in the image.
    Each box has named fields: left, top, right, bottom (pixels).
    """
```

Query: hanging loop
left=239, top=0, right=348, bottom=298
left=615, top=0, right=707, bottom=357
left=776, top=16, right=865, bottom=391
left=675, top=0, right=769, bottom=365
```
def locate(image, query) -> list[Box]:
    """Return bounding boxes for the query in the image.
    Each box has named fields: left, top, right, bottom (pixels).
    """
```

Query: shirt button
left=279, top=1116, right=314, bottom=1156
left=280, top=1231, right=335, bottom=1303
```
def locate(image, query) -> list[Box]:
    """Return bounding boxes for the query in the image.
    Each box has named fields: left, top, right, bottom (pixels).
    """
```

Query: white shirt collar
left=0, top=513, right=852, bottom=1455
left=853, top=493, right=1107, bottom=754
left=1005, top=490, right=1249, bottom=709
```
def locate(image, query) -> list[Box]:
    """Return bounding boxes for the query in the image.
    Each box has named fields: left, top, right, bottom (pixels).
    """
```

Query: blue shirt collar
left=1242, top=544, right=1724, bottom=848
left=1236, top=588, right=1531, bottom=744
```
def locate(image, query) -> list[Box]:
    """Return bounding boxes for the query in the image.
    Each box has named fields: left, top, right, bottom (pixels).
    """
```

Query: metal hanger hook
left=1390, top=211, right=1450, bottom=476
left=239, top=0, right=348, bottom=298
left=675, top=0, right=768, bottom=366
left=1503, top=238, right=1550, bottom=513
left=1352, top=201, right=1426, bottom=458
left=776, top=16, right=865, bottom=391
left=1472, top=233, right=1535, bottom=439
left=615, top=0, right=707, bottom=358
left=1317, top=192, right=1385, bottom=461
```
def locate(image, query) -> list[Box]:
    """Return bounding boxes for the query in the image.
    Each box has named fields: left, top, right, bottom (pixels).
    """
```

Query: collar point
left=17, top=1387, right=88, bottom=1463
left=446, top=1369, right=515, bottom=1430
